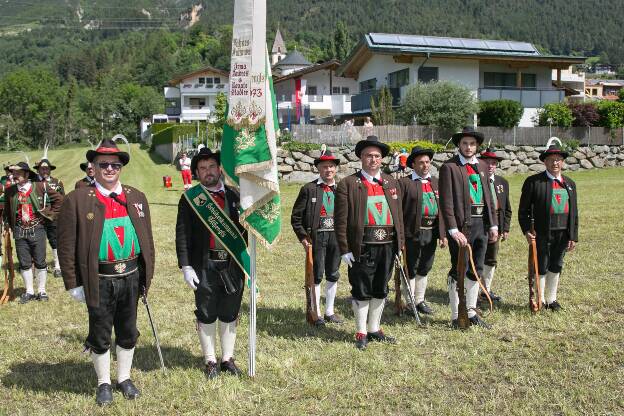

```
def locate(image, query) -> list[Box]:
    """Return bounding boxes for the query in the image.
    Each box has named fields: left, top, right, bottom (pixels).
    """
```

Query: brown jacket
left=74, top=177, right=95, bottom=189
left=398, top=176, right=445, bottom=240
left=3, top=181, right=63, bottom=229
left=438, top=155, right=498, bottom=234
left=57, top=185, right=155, bottom=307
left=335, top=172, right=405, bottom=260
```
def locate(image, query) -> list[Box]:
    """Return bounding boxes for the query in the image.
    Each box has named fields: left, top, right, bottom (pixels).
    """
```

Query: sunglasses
left=97, top=162, right=123, bottom=171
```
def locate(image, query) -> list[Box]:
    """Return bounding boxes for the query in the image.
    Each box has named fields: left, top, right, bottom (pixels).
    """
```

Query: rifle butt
left=304, top=244, right=319, bottom=325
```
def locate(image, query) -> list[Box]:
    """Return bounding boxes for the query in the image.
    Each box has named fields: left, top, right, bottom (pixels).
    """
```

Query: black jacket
left=490, top=175, right=512, bottom=234
left=518, top=172, right=578, bottom=242
left=398, top=176, right=445, bottom=240
left=175, top=185, right=245, bottom=270
left=290, top=179, right=336, bottom=244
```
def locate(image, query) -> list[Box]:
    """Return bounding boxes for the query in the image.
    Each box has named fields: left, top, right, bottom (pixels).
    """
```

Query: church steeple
left=271, top=29, right=287, bottom=65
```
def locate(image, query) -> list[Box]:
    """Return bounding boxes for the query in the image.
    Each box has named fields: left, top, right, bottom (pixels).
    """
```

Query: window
left=418, top=67, right=438, bottom=83
left=332, top=86, right=341, bottom=94
left=360, top=78, right=377, bottom=92
left=189, top=98, right=206, bottom=108
left=307, top=86, right=318, bottom=95
left=214, top=77, right=221, bottom=84
left=205, top=77, right=213, bottom=85
left=388, top=68, right=410, bottom=88
left=198, top=77, right=205, bottom=84
left=484, top=72, right=536, bottom=89
left=341, top=87, right=350, bottom=94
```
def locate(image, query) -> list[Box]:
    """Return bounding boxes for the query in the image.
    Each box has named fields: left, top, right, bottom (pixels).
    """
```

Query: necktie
left=109, top=192, right=127, bottom=207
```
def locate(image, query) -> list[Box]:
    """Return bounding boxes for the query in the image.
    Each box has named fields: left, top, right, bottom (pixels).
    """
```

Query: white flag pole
left=248, top=234, right=257, bottom=377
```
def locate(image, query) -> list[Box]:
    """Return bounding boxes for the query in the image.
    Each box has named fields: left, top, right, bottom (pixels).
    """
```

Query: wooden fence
left=289, top=124, right=624, bottom=146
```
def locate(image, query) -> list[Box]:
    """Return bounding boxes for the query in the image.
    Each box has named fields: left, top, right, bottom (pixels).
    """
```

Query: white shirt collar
left=95, top=181, right=122, bottom=196
left=317, top=177, right=336, bottom=186
left=86, top=176, right=96, bottom=184
left=489, top=173, right=495, bottom=182
left=17, top=181, right=32, bottom=193
left=458, top=153, right=478, bottom=165
left=202, top=181, right=225, bottom=193
left=545, top=170, right=563, bottom=182
left=360, top=169, right=381, bottom=183
left=411, top=171, right=431, bottom=181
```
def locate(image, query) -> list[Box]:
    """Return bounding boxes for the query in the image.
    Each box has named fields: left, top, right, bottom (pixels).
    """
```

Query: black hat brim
left=34, top=163, right=56, bottom=171
left=406, top=150, right=434, bottom=167
left=539, top=150, right=569, bottom=161
left=452, top=131, right=484, bottom=146
left=191, top=151, right=221, bottom=173
left=313, top=158, right=340, bottom=167
left=354, top=140, right=390, bottom=158
left=86, top=150, right=130, bottom=166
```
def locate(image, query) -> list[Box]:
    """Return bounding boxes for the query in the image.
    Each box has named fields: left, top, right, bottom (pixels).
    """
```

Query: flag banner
left=221, top=0, right=281, bottom=248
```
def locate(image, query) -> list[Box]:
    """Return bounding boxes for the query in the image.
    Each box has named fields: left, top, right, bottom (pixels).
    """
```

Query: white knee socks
left=414, top=274, right=428, bottom=304
left=325, top=281, right=337, bottom=317
left=36, top=268, right=47, bottom=294
left=91, top=350, right=111, bottom=386
left=352, top=299, right=369, bottom=334
left=52, top=248, right=60, bottom=270
left=465, top=278, right=479, bottom=318
left=219, top=321, right=237, bottom=362
left=448, top=277, right=459, bottom=320
left=545, top=271, right=560, bottom=304
left=314, top=283, right=322, bottom=316
left=482, top=265, right=495, bottom=292
left=198, top=322, right=217, bottom=364
left=402, top=277, right=416, bottom=308
left=21, top=268, right=34, bottom=295
left=116, top=345, right=135, bottom=383
left=367, top=298, right=385, bottom=333
left=539, top=274, right=546, bottom=304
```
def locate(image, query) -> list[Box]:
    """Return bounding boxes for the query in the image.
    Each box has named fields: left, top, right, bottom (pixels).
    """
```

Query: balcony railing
left=478, top=88, right=565, bottom=108
left=351, top=88, right=400, bottom=113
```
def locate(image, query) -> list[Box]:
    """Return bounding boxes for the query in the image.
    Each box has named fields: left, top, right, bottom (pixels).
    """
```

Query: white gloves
left=68, top=286, right=86, bottom=303
left=182, top=266, right=199, bottom=290
left=341, top=252, right=355, bottom=268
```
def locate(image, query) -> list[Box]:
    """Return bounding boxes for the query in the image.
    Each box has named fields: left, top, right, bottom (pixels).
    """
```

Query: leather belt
left=363, top=226, right=394, bottom=244
left=99, top=257, right=138, bottom=278
left=317, top=216, right=334, bottom=232
left=471, top=204, right=485, bottom=217
left=209, top=249, right=230, bottom=262
left=420, top=216, right=436, bottom=229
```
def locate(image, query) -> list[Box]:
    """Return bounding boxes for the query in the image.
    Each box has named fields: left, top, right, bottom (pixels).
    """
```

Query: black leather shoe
left=53, top=269, right=62, bottom=278
left=481, top=291, right=502, bottom=302
left=116, top=379, right=140, bottom=400
left=36, top=292, right=49, bottom=302
left=416, top=301, right=434, bottom=315
left=355, top=333, right=368, bottom=350
left=546, top=300, right=562, bottom=312
left=451, top=319, right=459, bottom=329
left=19, top=293, right=36, bottom=304
left=220, top=358, right=242, bottom=376
left=313, top=317, right=326, bottom=327
left=469, top=315, right=492, bottom=329
left=95, top=383, right=113, bottom=406
left=204, top=361, right=219, bottom=379
left=323, top=314, right=344, bottom=324
left=367, top=330, right=396, bottom=344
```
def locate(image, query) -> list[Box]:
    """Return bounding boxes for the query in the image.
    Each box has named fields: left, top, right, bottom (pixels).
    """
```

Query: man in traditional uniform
left=179, top=152, right=193, bottom=190
left=478, top=148, right=512, bottom=303
left=398, top=146, right=446, bottom=316
left=4, top=162, right=62, bottom=303
left=176, top=147, right=246, bottom=378
left=291, top=149, right=342, bottom=325
left=438, top=127, right=498, bottom=328
left=335, top=136, right=405, bottom=350
left=75, top=161, right=96, bottom=189
left=34, top=158, right=65, bottom=277
left=58, top=138, right=155, bottom=405
left=518, top=140, right=578, bottom=311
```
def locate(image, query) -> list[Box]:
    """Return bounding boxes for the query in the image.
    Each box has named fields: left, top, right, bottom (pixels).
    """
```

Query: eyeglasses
left=97, top=162, right=123, bottom=171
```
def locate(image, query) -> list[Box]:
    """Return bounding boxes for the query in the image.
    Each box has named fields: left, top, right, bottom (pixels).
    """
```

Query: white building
left=338, top=33, right=585, bottom=126
left=273, top=60, right=358, bottom=126
left=163, top=66, right=229, bottom=122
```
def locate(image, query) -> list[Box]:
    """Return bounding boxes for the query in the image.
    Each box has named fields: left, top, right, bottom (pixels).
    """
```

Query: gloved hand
left=68, top=286, right=86, bottom=303
left=182, top=266, right=200, bottom=290
left=341, top=252, right=355, bottom=268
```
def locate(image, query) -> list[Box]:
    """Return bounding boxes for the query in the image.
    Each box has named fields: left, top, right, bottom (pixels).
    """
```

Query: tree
left=400, top=81, right=478, bottom=131
left=330, top=21, right=353, bottom=62
left=568, top=103, right=599, bottom=127
left=370, top=86, right=395, bottom=125
left=478, top=99, right=524, bottom=128
left=537, top=103, right=574, bottom=127
left=597, top=101, right=624, bottom=128
left=618, top=89, right=624, bottom=103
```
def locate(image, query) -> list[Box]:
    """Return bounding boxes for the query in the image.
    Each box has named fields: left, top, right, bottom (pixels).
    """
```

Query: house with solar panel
left=338, top=33, right=585, bottom=126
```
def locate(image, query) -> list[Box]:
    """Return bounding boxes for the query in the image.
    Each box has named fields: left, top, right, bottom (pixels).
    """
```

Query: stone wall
left=277, top=145, right=624, bottom=183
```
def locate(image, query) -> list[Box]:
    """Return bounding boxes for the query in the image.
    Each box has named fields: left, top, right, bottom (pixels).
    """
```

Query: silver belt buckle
left=114, top=262, right=127, bottom=274
left=217, top=250, right=228, bottom=261
left=319, top=216, right=334, bottom=230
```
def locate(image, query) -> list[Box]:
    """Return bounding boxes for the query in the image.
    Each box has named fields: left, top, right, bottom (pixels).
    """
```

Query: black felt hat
left=354, top=135, right=390, bottom=158
left=539, top=143, right=569, bottom=162
left=406, top=146, right=434, bottom=167
left=314, top=149, right=340, bottom=166
left=33, top=158, right=56, bottom=170
left=87, top=137, right=130, bottom=166
left=191, top=147, right=220, bottom=172
left=451, top=126, right=485, bottom=146
left=8, top=162, right=38, bottom=180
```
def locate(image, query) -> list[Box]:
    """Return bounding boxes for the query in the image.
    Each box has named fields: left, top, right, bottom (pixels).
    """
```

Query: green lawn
left=0, top=145, right=622, bottom=415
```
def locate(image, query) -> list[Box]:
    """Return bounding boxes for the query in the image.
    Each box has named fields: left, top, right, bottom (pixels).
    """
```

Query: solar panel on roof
left=426, top=37, right=452, bottom=47
left=508, top=42, right=537, bottom=53
left=370, top=33, right=400, bottom=45
left=449, top=38, right=465, bottom=48
left=461, top=39, right=487, bottom=49
left=398, top=35, right=425, bottom=46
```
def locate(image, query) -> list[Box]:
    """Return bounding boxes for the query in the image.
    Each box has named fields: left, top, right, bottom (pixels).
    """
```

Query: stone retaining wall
left=278, top=145, right=624, bottom=183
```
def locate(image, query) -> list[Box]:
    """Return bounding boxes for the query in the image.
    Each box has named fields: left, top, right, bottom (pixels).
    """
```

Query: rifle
left=141, top=287, right=166, bottom=373
left=527, top=215, right=542, bottom=313
left=456, top=243, right=470, bottom=329
left=394, top=252, right=422, bottom=325
left=304, top=242, right=320, bottom=325
left=0, top=227, right=15, bottom=305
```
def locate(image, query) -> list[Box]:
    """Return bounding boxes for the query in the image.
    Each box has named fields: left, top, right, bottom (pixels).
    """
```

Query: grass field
left=0, top=145, right=623, bottom=415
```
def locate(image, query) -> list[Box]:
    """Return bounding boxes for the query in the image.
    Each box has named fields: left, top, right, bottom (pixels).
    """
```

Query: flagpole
left=248, top=234, right=257, bottom=377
